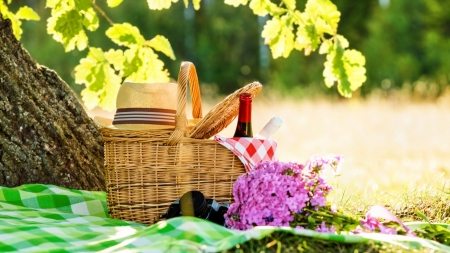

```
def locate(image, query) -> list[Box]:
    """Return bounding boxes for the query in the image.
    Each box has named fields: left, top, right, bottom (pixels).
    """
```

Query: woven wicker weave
left=100, top=62, right=246, bottom=225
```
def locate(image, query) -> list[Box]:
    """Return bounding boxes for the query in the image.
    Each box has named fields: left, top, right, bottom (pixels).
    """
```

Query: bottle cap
left=239, top=93, right=252, bottom=102
left=269, top=116, right=283, bottom=127
left=256, top=116, right=283, bottom=139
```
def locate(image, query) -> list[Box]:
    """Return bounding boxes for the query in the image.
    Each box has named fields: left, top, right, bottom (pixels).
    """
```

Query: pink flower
left=310, top=190, right=326, bottom=207
left=360, top=215, right=380, bottom=231
left=330, top=204, right=338, bottom=213
left=316, top=222, right=336, bottom=233
left=225, top=155, right=343, bottom=230
left=378, top=224, right=397, bottom=235
left=357, top=212, right=405, bottom=236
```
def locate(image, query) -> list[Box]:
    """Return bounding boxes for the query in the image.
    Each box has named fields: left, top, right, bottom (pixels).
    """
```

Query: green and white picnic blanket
left=0, top=184, right=449, bottom=252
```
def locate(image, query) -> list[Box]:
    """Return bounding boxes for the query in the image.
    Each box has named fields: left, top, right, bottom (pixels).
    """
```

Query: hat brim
left=93, top=116, right=177, bottom=130
left=93, top=116, right=115, bottom=128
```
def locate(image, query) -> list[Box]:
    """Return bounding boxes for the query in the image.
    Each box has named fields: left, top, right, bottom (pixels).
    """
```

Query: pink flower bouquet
left=225, top=154, right=342, bottom=231
left=225, top=154, right=420, bottom=237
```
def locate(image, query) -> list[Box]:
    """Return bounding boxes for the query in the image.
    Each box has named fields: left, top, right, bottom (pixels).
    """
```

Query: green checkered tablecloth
left=0, top=184, right=449, bottom=252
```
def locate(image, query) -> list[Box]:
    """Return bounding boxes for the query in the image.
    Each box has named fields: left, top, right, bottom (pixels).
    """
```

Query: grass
left=88, top=94, right=450, bottom=252
left=221, top=232, right=413, bottom=253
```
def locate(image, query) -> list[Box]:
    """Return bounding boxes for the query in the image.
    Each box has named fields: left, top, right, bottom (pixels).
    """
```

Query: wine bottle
left=255, top=116, right=283, bottom=139
left=233, top=93, right=253, bottom=137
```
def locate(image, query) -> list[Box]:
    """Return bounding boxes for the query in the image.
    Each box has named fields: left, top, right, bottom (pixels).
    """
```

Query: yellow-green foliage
left=0, top=0, right=40, bottom=40
left=5, top=0, right=366, bottom=110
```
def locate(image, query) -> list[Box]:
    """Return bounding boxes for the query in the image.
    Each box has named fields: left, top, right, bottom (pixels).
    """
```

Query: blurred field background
left=7, top=0, right=450, bottom=215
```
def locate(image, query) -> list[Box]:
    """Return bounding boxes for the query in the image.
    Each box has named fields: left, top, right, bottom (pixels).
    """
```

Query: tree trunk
left=0, top=15, right=105, bottom=190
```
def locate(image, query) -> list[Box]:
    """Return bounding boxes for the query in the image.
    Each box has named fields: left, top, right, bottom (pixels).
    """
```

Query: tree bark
left=0, top=15, right=105, bottom=190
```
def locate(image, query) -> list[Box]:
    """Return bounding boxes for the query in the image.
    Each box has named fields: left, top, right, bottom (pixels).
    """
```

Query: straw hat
left=94, top=81, right=178, bottom=130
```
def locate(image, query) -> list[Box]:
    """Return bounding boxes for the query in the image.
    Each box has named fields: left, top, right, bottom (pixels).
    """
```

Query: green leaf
left=75, top=47, right=121, bottom=111
left=434, top=224, right=450, bottom=233
left=323, top=43, right=366, bottom=97
left=305, top=0, right=340, bottom=35
left=192, top=0, right=201, bottom=10
left=0, top=1, right=5, bottom=13
left=75, top=47, right=106, bottom=92
left=262, top=16, right=295, bottom=58
left=46, top=0, right=98, bottom=50
left=9, top=18, right=23, bottom=39
left=249, top=0, right=268, bottom=16
left=74, top=0, right=91, bottom=11
left=48, top=9, right=84, bottom=51
left=123, top=46, right=142, bottom=77
left=307, top=215, right=316, bottom=225
left=74, top=63, right=95, bottom=92
left=314, top=18, right=332, bottom=35
left=343, top=49, right=366, bottom=89
left=76, top=30, right=89, bottom=51
left=46, top=0, right=60, bottom=8
left=106, top=23, right=145, bottom=47
left=47, top=0, right=70, bottom=15
left=295, top=21, right=321, bottom=55
left=98, top=65, right=121, bottom=111
left=415, top=210, right=431, bottom=223
left=82, top=7, right=99, bottom=31
left=0, top=0, right=6, bottom=11
left=224, top=0, right=248, bottom=7
left=323, top=52, right=336, bottom=88
left=262, top=17, right=281, bottom=42
left=80, top=89, right=100, bottom=110
left=145, top=35, right=176, bottom=60
left=126, top=47, right=170, bottom=83
left=107, top=0, right=124, bottom=7
left=147, top=0, right=177, bottom=10
left=89, top=47, right=107, bottom=61
left=140, top=48, right=170, bottom=82
left=104, top=49, right=126, bottom=71
left=282, top=0, right=296, bottom=10
left=249, top=0, right=283, bottom=17
left=89, top=64, right=107, bottom=92
left=1, top=3, right=40, bottom=40
left=15, top=6, right=41, bottom=21
left=335, top=35, right=349, bottom=49
left=0, top=2, right=23, bottom=39
left=262, top=18, right=282, bottom=56
left=319, top=40, right=332, bottom=54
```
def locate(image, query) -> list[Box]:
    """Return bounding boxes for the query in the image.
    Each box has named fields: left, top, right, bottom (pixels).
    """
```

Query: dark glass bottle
left=233, top=93, right=253, bottom=137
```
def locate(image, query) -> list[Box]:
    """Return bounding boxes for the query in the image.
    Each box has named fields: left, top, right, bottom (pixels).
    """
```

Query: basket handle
left=167, top=62, right=203, bottom=146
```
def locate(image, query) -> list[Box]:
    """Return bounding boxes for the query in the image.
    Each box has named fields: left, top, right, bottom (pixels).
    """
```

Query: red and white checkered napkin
left=214, top=135, right=278, bottom=172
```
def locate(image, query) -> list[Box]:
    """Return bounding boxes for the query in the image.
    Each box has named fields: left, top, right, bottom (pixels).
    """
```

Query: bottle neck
left=238, top=101, right=252, bottom=123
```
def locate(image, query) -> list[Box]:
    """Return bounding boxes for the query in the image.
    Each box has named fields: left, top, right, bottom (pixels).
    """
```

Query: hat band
left=112, top=108, right=176, bottom=126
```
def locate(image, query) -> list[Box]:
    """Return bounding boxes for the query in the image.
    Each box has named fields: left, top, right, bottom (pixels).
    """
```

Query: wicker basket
left=100, top=62, right=258, bottom=225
